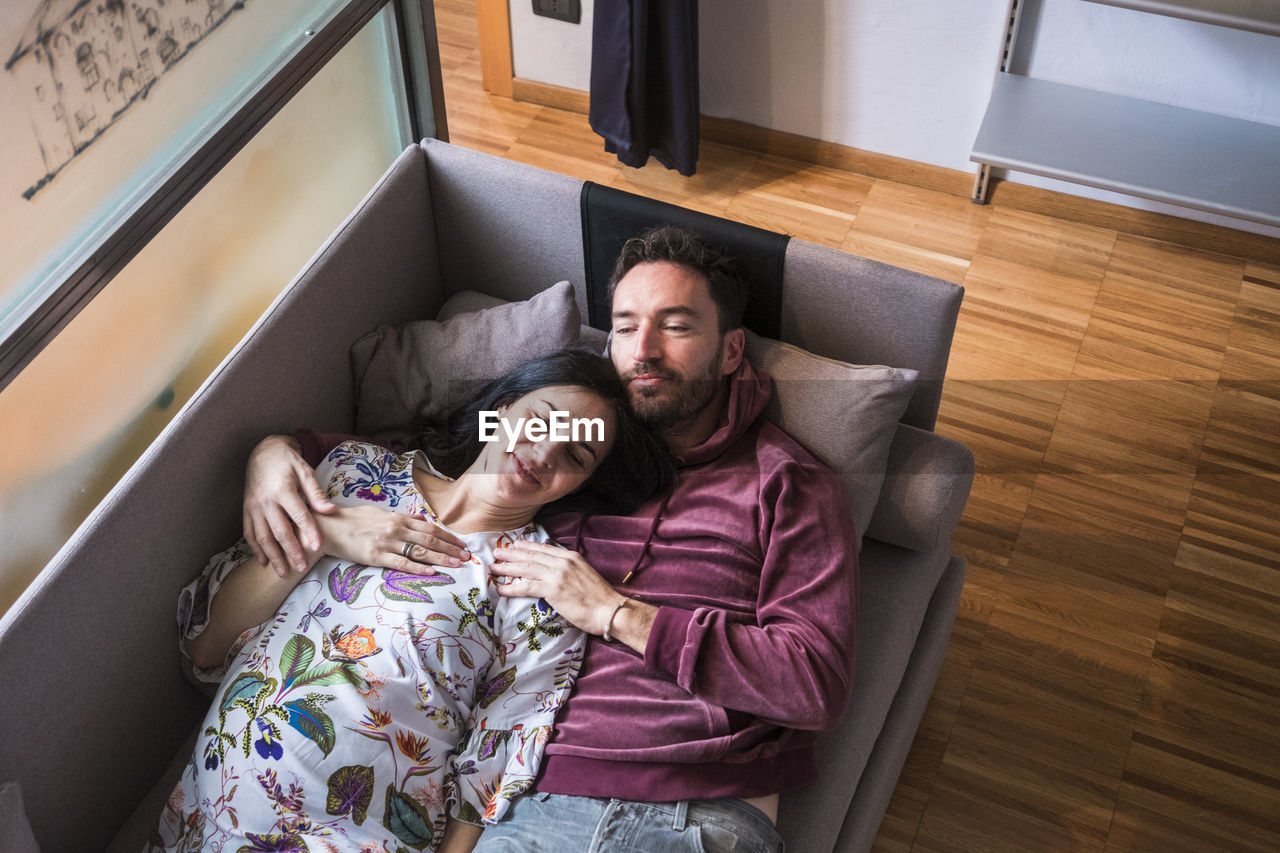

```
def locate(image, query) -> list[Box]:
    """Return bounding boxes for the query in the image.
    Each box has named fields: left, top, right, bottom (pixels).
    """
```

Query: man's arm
left=494, top=461, right=858, bottom=730
left=644, top=462, right=858, bottom=730
left=243, top=434, right=335, bottom=576
left=492, top=541, right=658, bottom=653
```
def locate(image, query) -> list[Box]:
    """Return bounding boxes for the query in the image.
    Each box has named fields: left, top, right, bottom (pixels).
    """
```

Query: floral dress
left=150, top=441, right=585, bottom=853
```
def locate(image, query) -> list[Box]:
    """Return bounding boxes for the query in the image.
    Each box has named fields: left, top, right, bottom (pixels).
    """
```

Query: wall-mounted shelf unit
left=1081, top=0, right=1279, bottom=37
left=970, top=0, right=1280, bottom=228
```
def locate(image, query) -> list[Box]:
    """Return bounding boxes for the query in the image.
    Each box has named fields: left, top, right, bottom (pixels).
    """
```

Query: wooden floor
left=434, top=4, right=1280, bottom=850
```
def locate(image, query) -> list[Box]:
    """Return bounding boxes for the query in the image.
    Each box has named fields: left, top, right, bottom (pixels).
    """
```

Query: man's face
left=609, top=261, right=742, bottom=433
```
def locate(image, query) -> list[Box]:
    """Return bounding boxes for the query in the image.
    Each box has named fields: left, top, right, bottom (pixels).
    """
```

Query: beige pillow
left=745, top=330, right=918, bottom=541
left=351, top=281, right=581, bottom=435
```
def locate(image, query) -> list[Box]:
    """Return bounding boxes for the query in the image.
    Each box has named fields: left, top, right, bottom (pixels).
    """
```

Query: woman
left=151, top=350, right=672, bottom=853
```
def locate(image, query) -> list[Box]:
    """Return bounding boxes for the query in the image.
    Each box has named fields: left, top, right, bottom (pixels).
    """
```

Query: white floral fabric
left=151, top=441, right=584, bottom=852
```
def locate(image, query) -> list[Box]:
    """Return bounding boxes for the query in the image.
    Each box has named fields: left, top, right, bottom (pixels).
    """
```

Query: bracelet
left=601, top=597, right=630, bottom=642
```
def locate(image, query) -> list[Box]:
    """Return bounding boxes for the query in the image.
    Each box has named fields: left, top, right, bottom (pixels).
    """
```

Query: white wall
left=699, top=1, right=1006, bottom=174
left=510, top=0, right=595, bottom=89
left=508, top=0, right=1280, bottom=238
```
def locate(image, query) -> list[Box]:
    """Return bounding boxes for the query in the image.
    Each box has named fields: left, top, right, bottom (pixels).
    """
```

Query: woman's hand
left=492, top=541, right=656, bottom=653
left=242, top=434, right=334, bottom=577
left=316, top=504, right=470, bottom=572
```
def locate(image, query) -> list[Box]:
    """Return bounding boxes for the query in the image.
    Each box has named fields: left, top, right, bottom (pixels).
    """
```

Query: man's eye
left=613, top=327, right=635, bottom=336
left=664, top=325, right=690, bottom=333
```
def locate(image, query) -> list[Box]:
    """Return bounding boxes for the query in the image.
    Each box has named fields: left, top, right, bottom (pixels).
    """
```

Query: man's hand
left=316, top=505, right=470, bottom=573
left=492, top=541, right=656, bottom=653
left=243, top=434, right=334, bottom=577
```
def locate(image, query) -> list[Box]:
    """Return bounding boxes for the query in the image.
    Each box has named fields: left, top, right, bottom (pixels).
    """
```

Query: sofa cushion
left=778, top=542, right=959, bottom=849
left=350, top=280, right=581, bottom=436
left=744, top=330, right=917, bottom=542
left=866, top=425, right=975, bottom=552
left=437, top=289, right=610, bottom=355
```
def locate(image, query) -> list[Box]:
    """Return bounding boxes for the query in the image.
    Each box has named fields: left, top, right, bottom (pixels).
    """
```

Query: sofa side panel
left=837, top=556, right=967, bottom=853
left=0, top=144, right=439, bottom=853
left=420, top=139, right=589, bottom=316
left=780, top=239, right=963, bottom=431
left=776, top=539, right=954, bottom=852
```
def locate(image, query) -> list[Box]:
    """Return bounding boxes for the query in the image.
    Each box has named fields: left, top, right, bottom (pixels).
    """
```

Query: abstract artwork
left=6, top=0, right=250, bottom=199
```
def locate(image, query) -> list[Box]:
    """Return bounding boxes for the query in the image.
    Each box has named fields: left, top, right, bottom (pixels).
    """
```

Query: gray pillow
left=744, top=330, right=918, bottom=542
left=350, top=281, right=581, bottom=435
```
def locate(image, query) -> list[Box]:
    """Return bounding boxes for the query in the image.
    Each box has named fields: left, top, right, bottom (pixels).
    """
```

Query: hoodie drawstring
left=569, top=489, right=673, bottom=585
left=621, top=489, right=671, bottom=584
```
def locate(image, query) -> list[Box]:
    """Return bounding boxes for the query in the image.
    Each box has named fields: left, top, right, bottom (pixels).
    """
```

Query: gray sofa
left=0, top=139, right=973, bottom=852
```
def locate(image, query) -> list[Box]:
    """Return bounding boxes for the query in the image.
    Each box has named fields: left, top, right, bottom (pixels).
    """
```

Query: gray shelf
left=971, top=72, right=1280, bottom=228
left=1080, top=0, right=1280, bottom=36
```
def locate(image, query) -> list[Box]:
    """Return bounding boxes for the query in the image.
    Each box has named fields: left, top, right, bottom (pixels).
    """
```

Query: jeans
left=473, top=792, right=785, bottom=853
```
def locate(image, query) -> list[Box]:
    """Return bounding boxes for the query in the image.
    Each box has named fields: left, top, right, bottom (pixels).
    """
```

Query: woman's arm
left=185, top=548, right=314, bottom=670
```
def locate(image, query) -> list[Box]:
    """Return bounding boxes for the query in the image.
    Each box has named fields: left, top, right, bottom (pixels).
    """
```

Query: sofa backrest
left=418, top=139, right=963, bottom=431
left=0, top=145, right=446, bottom=852
left=779, top=241, right=961, bottom=430
left=422, top=140, right=589, bottom=313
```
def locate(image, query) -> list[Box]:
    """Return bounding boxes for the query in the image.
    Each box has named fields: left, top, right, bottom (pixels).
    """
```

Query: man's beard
left=624, top=360, right=721, bottom=433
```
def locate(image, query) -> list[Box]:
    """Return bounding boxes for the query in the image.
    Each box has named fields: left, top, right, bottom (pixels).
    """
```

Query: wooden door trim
left=476, top=0, right=514, bottom=97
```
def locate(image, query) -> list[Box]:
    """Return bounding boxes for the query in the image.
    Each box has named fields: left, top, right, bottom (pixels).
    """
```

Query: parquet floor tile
left=913, top=611, right=1148, bottom=853
left=842, top=181, right=991, bottom=284
left=996, top=472, right=1192, bottom=656
left=946, top=211, right=1114, bottom=382
left=1043, top=378, right=1217, bottom=476
left=1072, top=236, right=1243, bottom=382
left=1201, top=263, right=1280, bottom=481
left=609, top=140, right=761, bottom=217
left=724, top=155, right=872, bottom=248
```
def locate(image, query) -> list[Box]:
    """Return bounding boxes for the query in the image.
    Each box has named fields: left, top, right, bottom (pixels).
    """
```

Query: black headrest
left=580, top=182, right=789, bottom=338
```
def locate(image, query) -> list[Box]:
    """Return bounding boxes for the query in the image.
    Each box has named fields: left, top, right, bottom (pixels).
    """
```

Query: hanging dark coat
left=589, top=0, right=700, bottom=176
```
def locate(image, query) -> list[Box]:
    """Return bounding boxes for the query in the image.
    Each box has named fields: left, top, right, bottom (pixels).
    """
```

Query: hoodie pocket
left=699, top=696, right=732, bottom=741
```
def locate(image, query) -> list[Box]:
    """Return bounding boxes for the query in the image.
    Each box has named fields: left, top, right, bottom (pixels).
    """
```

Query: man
left=242, top=225, right=858, bottom=851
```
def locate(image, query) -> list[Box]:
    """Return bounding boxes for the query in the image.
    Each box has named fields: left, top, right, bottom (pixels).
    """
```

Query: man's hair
left=607, top=225, right=747, bottom=333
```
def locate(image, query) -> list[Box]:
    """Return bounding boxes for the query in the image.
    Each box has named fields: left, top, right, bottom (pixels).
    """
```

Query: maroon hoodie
left=535, top=360, right=858, bottom=800
left=297, top=359, right=858, bottom=801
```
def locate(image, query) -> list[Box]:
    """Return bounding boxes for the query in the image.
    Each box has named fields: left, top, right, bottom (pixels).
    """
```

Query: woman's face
left=473, top=384, right=619, bottom=508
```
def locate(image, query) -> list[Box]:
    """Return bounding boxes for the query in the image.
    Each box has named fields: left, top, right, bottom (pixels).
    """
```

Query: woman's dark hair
left=413, top=349, right=673, bottom=516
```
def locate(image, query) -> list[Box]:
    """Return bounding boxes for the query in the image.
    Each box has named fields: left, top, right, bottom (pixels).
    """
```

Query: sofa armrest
left=0, top=143, right=443, bottom=853
left=864, top=425, right=974, bottom=553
